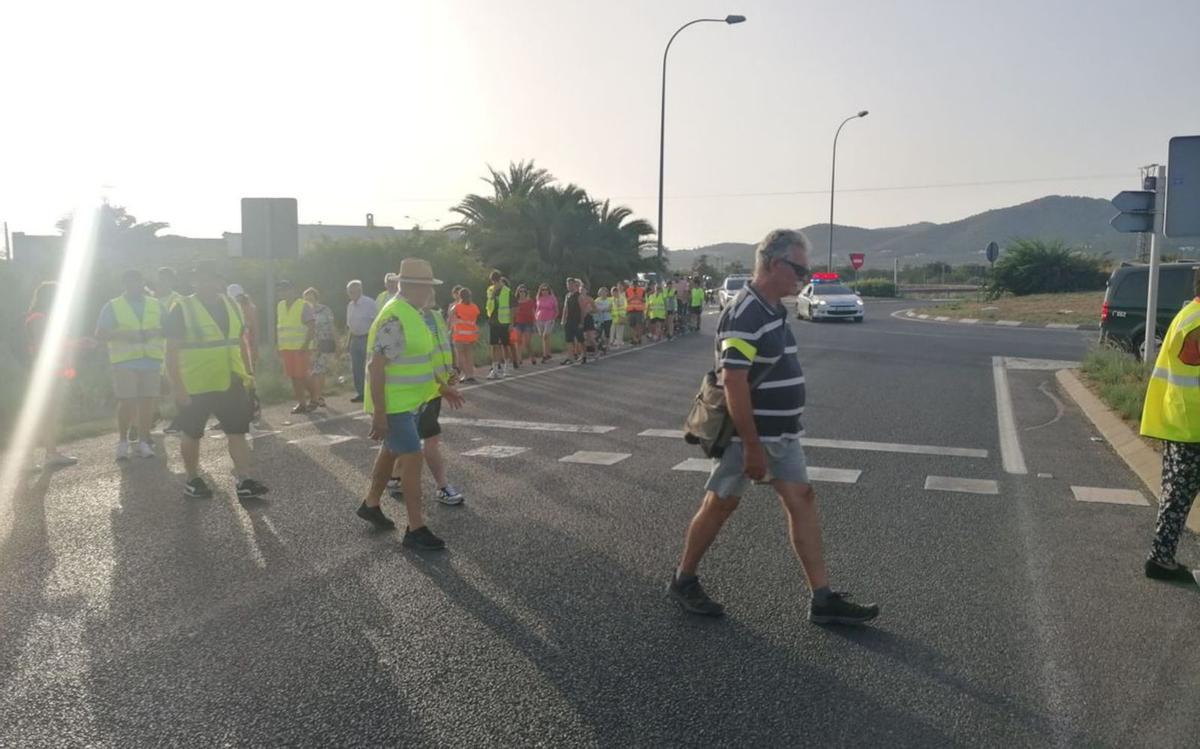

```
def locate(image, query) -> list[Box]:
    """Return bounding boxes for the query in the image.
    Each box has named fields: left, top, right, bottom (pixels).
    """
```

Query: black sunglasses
left=777, top=258, right=810, bottom=278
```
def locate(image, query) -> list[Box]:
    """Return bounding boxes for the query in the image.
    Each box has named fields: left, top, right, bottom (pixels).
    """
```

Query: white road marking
left=440, top=417, right=616, bottom=434
left=1003, top=357, right=1080, bottom=371
left=801, top=437, right=988, bottom=459
left=640, top=430, right=987, bottom=459
left=959, top=318, right=980, bottom=324
left=671, top=459, right=863, bottom=484
left=995, top=320, right=1022, bottom=326
left=455, top=337, right=672, bottom=392
left=672, top=458, right=714, bottom=472
left=807, top=467, right=862, bottom=484
left=288, top=434, right=356, bottom=447
left=462, top=445, right=530, bottom=458
left=925, top=476, right=1000, bottom=495
left=639, top=428, right=684, bottom=438
left=992, top=356, right=1028, bottom=475
left=559, top=451, right=631, bottom=466
left=1069, top=486, right=1148, bottom=506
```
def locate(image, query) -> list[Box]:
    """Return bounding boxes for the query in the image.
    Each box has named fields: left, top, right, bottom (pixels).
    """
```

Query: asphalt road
left=3, top=298, right=1199, bottom=747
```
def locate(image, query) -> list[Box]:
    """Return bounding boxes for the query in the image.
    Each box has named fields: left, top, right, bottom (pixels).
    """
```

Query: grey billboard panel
left=241, top=198, right=299, bottom=259
left=1166, top=136, right=1200, bottom=238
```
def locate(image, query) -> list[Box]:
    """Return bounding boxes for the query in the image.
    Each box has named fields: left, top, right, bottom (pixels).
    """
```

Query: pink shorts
left=280, top=350, right=311, bottom=379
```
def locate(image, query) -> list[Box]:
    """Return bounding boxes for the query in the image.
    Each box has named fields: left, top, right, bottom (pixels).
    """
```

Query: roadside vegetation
left=922, top=290, right=1103, bottom=326
left=1080, top=345, right=1150, bottom=426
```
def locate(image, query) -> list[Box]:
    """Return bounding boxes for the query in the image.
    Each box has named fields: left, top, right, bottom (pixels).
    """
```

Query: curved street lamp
left=827, top=109, right=869, bottom=272
left=656, top=15, right=746, bottom=264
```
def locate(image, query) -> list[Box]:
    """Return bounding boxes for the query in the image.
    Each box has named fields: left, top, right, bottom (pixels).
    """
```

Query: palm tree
left=448, top=161, right=656, bottom=285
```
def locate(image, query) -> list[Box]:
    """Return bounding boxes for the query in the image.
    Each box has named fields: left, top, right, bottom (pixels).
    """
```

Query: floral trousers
left=1150, top=440, right=1200, bottom=564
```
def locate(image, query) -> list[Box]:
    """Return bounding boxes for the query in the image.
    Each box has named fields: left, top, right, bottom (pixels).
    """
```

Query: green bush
left=987, top=239, right=1107, bottom=297
left=850, top=279, right=897, bottom=297
left=1081, top=344, right=1149, bottom=423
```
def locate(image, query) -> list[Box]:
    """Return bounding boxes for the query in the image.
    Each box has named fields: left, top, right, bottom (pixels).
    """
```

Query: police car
left=796, top=273, right=864, bottom=322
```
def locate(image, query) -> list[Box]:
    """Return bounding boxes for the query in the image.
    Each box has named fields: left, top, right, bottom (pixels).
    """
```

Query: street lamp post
left=827, top=110, right=869, bottom=272
left=657, top=14, right=746, bottom=265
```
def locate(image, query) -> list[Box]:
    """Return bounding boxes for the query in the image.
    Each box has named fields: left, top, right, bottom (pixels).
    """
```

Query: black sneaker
left=184, top=477, right=213, bottom=499
left=356, top=502, right=396, bottom=529
left=1145, top=558, right=1197, bottom=583
left=237, top=478, right=270, bottom=499
left=402, top=525, right=446, bottom=550
left=808, top=591, right=880, bottom=625
left=667, top=574, right=725, bottom=617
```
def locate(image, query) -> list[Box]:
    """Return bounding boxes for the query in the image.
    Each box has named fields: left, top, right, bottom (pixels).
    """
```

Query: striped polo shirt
left=715, top=284, right=806, bottom=442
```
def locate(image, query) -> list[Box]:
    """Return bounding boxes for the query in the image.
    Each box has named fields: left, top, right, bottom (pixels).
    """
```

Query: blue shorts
left=385, top=410, right=422, bottom=455
left=704, top=439, right=810, bottom=498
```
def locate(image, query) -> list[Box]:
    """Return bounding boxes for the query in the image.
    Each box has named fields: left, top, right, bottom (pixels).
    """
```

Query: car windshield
left=812, top=284, right=853, bottom=295
left=724, top=278, right=747, bottom=291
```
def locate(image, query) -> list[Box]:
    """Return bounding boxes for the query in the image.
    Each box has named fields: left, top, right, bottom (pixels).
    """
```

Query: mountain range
left=666, top=195, right=1194, bottom=270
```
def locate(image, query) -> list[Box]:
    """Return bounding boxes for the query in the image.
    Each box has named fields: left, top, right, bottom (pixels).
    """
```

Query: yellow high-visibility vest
left=486, top=286, right=512, bottom=324
left=177, top=295, right=251, bottom=395
left=108, top=294, right=165, bottom=364
left=276, top=299, right=308, bottom=351
left=365, top=296, right=436, bottom=416
left=1141, top=299, right=1200, bottom=443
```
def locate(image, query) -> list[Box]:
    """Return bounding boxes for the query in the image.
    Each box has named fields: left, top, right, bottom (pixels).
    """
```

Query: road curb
left=899, top=309, right=1098, bottom=331
left=1055, top=368, right=1199, bottom=533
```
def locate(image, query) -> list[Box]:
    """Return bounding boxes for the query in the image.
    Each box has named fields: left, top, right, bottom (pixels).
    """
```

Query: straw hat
left=395, top=258, right=443, bottom=285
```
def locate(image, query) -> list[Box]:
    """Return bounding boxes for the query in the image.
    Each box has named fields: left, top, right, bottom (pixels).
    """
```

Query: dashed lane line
left=670, top=458, right=862, bottom=484
left=640, top=430, right=988, bottom=459
left=439, top=417, right=616, bottom=434
left=461, top=445, right=530, bottom=458
left=558, top=451, right=631, bottom=466
left=924, top=476, right=1000, bottom=495
left=992, top=356, right=1028, bottom=475
left=1069, top=486, right=1148, bottom=506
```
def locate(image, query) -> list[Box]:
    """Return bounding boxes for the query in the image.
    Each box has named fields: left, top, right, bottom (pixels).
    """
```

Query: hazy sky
left=3, top=0, right=1198, bottom=250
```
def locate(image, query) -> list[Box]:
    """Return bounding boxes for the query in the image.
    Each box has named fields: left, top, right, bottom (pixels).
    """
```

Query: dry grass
left=923, top=291, right=1104, bottom=326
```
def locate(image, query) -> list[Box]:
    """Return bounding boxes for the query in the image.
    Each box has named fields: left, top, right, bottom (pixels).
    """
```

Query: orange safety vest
left=452, top=303, right=480, bottom=343
left=626, top=287, right=646, bottom=312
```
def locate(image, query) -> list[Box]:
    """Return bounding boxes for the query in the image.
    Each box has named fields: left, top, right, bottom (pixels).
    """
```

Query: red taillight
left=1101, top=301, right=1110, bottom=323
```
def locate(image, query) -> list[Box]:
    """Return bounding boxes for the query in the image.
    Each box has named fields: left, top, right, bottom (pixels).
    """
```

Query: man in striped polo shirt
left=669, top=229, right=880, bottom=625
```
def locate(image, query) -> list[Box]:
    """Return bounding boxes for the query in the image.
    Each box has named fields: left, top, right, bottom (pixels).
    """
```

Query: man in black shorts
left=560, top=277, right=586, bottom=364
left=164, top=264, right=268, bottom=500
left=485, top=271, right=512, bottom=379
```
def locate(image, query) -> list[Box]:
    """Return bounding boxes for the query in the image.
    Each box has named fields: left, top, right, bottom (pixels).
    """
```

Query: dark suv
left=1100, top=261, right=1200, bottom=360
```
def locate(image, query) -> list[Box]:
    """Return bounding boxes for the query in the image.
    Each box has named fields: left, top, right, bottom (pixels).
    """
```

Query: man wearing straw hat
left=356, top=258, right=464, bottom=549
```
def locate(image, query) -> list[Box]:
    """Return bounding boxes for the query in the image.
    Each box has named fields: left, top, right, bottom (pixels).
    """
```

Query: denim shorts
left=704, top=438, right=810, bottom=498
left=385, top=410, right=422, bottom=455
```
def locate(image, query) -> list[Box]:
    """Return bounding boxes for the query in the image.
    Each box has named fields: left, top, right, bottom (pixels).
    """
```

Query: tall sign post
left=849, top=252, right=864, bottom=285
left=1110, top=180, right=1162, bottom=360
left=241, top=198, right=299, bottom=346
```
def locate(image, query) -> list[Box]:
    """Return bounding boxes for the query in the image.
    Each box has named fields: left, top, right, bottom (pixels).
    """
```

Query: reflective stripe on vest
left=365, top=296, right=436, bottom=415
left=108, top=295, right=165, bottom=364
left=276, top=299, right=308, bottom=351
left=486, top=286, right=512, bottom=324
left=425, top=309, right=454, bottom=399
left=1141, top=299, right=1200, bottom=442
left=178, top=295, right=249, bottom=395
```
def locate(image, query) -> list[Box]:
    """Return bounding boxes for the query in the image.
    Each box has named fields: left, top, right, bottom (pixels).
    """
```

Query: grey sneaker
left=402, top=525, right=446, bottom=550
left=667, top=574, right=724, bottom=617
left=808, top=591, right=880, bottom=625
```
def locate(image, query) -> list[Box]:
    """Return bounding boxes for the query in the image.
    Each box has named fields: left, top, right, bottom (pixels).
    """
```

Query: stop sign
left=849, top=253, right=865, bottom=270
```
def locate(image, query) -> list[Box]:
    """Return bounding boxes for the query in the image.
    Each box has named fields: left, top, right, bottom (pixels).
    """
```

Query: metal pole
left=828, top=114, right=860, bottom=272
left=893, top=257, right=898, bottom=289
left=1143, top=165, right=1167, bottom=363
left=657, top=18, right=740, bottom=265
left=265, top=214, right=276, bottom=348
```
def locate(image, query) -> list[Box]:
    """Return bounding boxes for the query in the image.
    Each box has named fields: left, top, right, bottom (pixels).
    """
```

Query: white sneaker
left=116, top=441, right=131, bottom=461
left=138, top=441, right=156, bottom=459
left=436, top=486, right=465, bottom=505
left=486, top=368, right=499, bottom=380
left=500, top=366, right=510, bottom=379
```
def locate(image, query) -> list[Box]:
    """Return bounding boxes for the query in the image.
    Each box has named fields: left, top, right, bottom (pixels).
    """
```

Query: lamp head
left=725, top=15, right=747, bottom=24
left=858, top=110, right=869, bottom=117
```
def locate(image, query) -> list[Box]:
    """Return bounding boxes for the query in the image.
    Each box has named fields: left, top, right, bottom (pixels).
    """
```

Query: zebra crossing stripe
left=559, top=451, right=631, bottom=466
left=440, top=417, right=616, bottom=434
